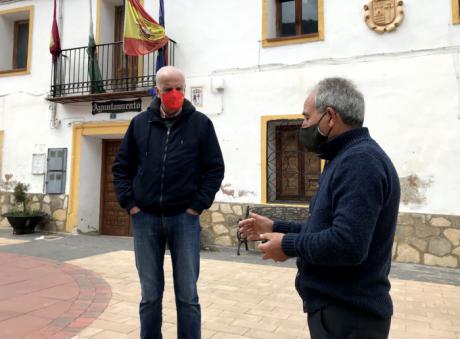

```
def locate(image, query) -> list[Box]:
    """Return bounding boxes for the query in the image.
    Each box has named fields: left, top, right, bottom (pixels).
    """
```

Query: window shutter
left=46, top=171, right=65, bottom=194
left=46, top=148, right=67, bottom=194
left=47, top=148, right=67, bottom=171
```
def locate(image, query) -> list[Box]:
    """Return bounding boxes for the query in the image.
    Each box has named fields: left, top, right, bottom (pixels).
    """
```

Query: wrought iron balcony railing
left=49, top=40, right=176, bottom=102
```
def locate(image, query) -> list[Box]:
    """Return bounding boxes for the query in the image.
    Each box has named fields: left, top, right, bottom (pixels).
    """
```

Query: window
left=0, top=6, right=33, bottom=76
left=265, top=119, right=321, bottom=204
left=277, top=0, right=318, bottom=37
left=46, top=148, right=67, bottom=194
left=13, top=20, right=29, bottom=69
left=452, top=0, right=460, bottom=24
left=262, top=0, right=323, bottom=47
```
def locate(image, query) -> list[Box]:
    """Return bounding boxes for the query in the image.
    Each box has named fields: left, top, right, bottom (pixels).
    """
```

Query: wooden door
left=113, top=6, right=138, bottom=91
left=100, top=139, right=132, bottom=236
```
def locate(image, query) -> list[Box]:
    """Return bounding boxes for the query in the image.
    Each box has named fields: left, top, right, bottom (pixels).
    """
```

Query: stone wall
left=1, top=195, right=459, bottom=269
left=0, top=192, right=68, bottom=232
left=200, top=203, right=310, bottom=251
left=201, top=202, right=460, bottom=269
left=394, top=214, right=460, bottom=268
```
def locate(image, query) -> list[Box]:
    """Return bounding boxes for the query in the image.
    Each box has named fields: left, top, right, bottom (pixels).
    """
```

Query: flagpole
left=155, top=0, right=165, bottom=73
left=52, top=0, right=58, bottom=96
left=89, top=0, right=93, bottom=92
left=53, top=0, right=57, bottom=95
left=89, top=0, right=94, bottom=36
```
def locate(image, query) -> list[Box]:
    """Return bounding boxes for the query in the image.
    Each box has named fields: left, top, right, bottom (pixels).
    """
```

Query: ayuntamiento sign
left=92, top=99, right=142, bottom=115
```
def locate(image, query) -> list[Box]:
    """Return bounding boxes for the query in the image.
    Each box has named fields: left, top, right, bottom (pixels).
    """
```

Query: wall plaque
left=364, top=0, right=404, bottom=33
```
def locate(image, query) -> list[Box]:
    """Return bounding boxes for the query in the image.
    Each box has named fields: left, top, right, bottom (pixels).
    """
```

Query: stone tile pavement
left=69, top=250, right=460, bottom=339
left=0, top=228, right=459, bottom=338
left=0, top=253, right=111, bottom=339
left=0, top=237, right=30, bottom=246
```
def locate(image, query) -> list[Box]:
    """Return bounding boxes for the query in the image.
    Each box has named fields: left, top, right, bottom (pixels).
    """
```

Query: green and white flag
left=87, top=0, right=105, bottom=93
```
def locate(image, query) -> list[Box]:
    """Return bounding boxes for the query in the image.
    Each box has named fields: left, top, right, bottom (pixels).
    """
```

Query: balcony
left=47, top=40, right=176, bottom=104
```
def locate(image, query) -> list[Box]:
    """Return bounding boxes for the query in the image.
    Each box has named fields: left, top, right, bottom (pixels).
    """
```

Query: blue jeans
left=132, top=211, right=201, bottom=339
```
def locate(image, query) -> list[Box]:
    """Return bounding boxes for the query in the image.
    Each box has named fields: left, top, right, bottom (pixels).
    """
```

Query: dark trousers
left=307, top=303, right=391, bottom=339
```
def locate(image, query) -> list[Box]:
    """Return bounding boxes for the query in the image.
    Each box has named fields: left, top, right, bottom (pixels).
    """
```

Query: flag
left=155, top=0, right=167, bottom=72
left=49, top=0, right=61, bottom=63
left=87, top=0, right=105, bottom=93
left=158, top=0, right=164, bottom=27
left=123, top=0, right=169, bottom=56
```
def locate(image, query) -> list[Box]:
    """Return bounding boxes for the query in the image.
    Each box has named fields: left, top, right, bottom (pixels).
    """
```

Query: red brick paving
left=0, top=253, right=111, bottom=339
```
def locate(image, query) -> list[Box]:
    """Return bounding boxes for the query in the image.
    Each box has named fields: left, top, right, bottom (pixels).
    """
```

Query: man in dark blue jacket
left=113, top=66, right=224, bottom=339
left=239, top=78, right=400, bottom=339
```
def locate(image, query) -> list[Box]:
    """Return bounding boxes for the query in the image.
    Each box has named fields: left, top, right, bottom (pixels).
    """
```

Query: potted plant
left=2, top=182, right=48, bottom=234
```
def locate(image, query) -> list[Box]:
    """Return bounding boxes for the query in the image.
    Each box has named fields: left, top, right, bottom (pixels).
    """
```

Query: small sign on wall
left=191, top=87, right=203, bottom=107
left=92, top=99, right=142, bottom=115
left=32, top=153, right=46, bottom=175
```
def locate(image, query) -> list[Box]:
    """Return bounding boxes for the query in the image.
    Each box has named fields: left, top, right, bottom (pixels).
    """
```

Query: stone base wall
left=200, top=203, right=310, bottom=251
left=1, top=195, right=459, bottom=269
left=0, top=192, right=68, bottom=232
left=201, top=202, right=460, bottom=269
left=394, top=213, right=460, bottom=268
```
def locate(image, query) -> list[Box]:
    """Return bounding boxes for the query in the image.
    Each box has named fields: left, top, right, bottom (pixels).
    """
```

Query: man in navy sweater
left=113, top=66, right=224, bottom=339
left=240, top=78, right=400, bottom=339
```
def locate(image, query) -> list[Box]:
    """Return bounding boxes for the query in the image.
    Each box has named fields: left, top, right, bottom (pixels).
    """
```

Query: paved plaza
left=0, top=228, right=459, bottom=339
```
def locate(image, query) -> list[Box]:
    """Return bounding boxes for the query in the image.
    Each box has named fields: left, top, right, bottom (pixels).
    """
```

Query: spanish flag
left=123, top=0, right=169, bottom=56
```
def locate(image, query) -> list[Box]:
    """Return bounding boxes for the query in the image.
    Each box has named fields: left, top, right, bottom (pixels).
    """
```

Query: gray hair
left=315, top=78, right=365, bottom=128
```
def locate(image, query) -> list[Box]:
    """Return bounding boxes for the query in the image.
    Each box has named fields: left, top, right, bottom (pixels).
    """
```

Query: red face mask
left=161, top=89, right=184, bottom=112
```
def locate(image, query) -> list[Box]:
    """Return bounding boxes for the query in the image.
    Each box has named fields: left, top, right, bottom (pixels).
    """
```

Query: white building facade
left=0, top=0, right=460, bottom=266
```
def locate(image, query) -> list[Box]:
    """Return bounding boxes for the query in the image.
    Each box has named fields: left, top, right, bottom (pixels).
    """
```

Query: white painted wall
left=1, top=92, right=62, bottom=191
left=0, top=0, right=459, bottom=220
left=211, top=52, right=460, bottom=216
left=0, top=16, right=14, bottom=71
left=161, top=0, right=460, bottom=77
left=77, top=136, right=102, bottom=232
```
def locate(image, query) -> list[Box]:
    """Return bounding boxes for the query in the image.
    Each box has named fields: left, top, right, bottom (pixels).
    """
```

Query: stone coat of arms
left=364, top=0, right=404, bottom=33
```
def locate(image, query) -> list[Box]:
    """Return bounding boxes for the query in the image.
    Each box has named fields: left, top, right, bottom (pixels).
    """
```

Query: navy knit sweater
left=275, top=128, right=400, bottom=319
